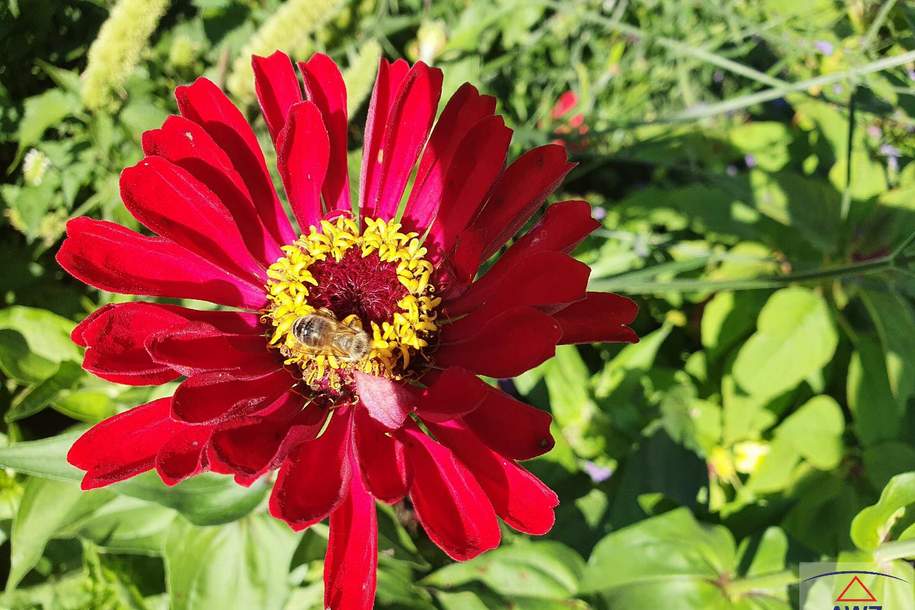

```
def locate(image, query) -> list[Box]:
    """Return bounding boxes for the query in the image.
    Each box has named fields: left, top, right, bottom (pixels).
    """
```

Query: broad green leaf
left=52, top=389, right=117, bottom=422
left=862, top=289, right=915, bottom=405
left=545, top=346, right=607, bottom=459
left=165, top=514, right=300, bottom=610
left=777, top=396, right=844, bottom=470
left=0, top=306, right=81, bottom=363
left=581, top=508, right=736, bottom=606
left=60, top=496, right=177, bottom=554
left=593, top=323, right=671, bottom=398
left=740, top=527, right=788, bottom=577
left=435, top=591, right=490, bottom=610
left=7, top=477, right=113, bottom=591
left=701, top=291, right=768, bottom=362
left=863, top=442, right=915, bottom=490
left=748, top=171, right=841, bottom=253
left=423, top=541, right=584, bottom=599
left=0, top=329, right=59, bottom=383
left=848, top=336, right=904, bottom=446
left=851, top=472, right=915, bottom=552
left=16, top=88, right=80, bottom=152
left=6, top=360, right=84, bottom=422
left=0, top=430, right=269, bottom=525
left=733, top=287, right=837, bottom=400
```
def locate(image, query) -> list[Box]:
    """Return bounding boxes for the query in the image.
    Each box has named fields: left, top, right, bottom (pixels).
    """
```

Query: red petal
left=252, top=51, right=303, bottom=144
left=470, top=144, right=575, bottom=260
left=429, top=419, right=558, bottom=535
left=74, top=303, right=261, bottom=384
left=462, top=386, right=554, bottom=460
left=146, top=322, right=278, bottom=377
left=325, top=454, right=377, bottom=610
left=421, top=116, right=512, bottom=259
left=68, top=397, right=178, bottom=489
left=354, top=371, right=417, bottom=429
left=171, top=368, right=292, bottom=424
left=276, top=101, right=330, bottom=232
left=141, top=115, right=282, bottom=264
left=447, top=200, right=598, bottom=315
left=269, top=409, right=353, bottom=531
left=404, top=83, right=496, bottom=234
left=209, top=393, right=323, bottom=484
left=403, top=426, right=500, bottom=561
left=553, top=292, right=639, bottom=344
left=176, top=77, right=295, bottom=245
left=121, top=156, right=264, bottom=282
left=353, top=407, right=410, bottom=503
left=299, top=53, right=351, bottom=214
left=56, top=217, right=266, bottom=309
left=441, top=251, right=589, bottom=340
left=416, top=367, right=488, bottom=422
left=155, top=424, right=213, bottom=486
left=435, top=306, right=561, bottom=378
left=359, top=59, right=410, bottom=217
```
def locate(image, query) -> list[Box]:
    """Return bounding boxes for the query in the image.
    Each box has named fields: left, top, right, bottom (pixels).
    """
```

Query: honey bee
left=291, top=308, right=371, bottom=363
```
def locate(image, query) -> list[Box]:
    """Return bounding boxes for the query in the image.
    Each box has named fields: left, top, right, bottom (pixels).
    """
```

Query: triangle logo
left=835, top=575, right=878, bottom=603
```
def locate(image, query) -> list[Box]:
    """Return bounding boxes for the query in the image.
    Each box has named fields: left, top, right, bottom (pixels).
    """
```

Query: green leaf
left=848, top=335, right=904, bottom=446
left=580, top=508, right=736, bottom=608
left=0, top=330, right=59, bottom=383
left=0, top=430, right=269, bottom=525
left=7, top=477, right=113, bottom=591
left=851, top=472, right=915, bottom=552
left=6, top=360, right=84, bottom=422
left=701, top=291, right=768, bottom=363
left=0, top=306, right=81, bottom=363
left=545, top=346, right=607, bottom=459
left=777, top=395, right=844, bottom=470
left=60, top=496, right=177, bottom=554
left=423, top=541, right=585, bottom=599
left=16, top=88, right=80, bottom=153
left=862, top=289, right=915, bottom=406
left=164, top=513, right=300, bottom=610
left=732, top=287, right=837, bottom=400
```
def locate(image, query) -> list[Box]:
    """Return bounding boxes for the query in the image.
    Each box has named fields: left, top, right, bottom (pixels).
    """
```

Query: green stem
left=874, top=538, right=915, bottom=563
left=591, top=254, right=901, bottom=294
left=726, top=569, right=797, bottom=597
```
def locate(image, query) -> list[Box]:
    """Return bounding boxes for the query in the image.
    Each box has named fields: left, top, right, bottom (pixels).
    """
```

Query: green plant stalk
left=726, top=569, right=797, bottom=598
left=874, top=539, right=915, bottom=563
left=666, top=50, right=915, bottom=122
left=591, top=251, right=914, bottom=294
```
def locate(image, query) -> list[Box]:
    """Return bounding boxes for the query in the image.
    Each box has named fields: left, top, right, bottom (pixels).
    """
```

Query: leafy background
left=2, top=0, right=915, bottom=608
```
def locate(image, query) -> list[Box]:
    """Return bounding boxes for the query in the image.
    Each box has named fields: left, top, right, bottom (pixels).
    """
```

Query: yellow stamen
left=262, top=216, right=439, bottom=391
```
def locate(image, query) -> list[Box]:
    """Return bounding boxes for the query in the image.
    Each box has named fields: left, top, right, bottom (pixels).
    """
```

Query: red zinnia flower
left=57, top=51, right=637, bottom=609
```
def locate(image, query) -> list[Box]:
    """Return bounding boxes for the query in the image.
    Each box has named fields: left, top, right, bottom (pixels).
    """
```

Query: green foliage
left=3, top=0, right=915, bottom=608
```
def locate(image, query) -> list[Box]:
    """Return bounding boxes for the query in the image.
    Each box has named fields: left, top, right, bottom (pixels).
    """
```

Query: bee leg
left=340, top=314, right=364, bottom=330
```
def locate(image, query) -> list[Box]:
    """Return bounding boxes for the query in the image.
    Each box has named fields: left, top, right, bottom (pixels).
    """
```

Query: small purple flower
left=713, top=70, right=724, bottom=83
left=815, top=40, right=834, bottom=56
left=591, top=207, right=607, bottom=220
left=582, top=460, right=614, bottom=483
left=744, top=154, right=757, bottom=168
left=880, top=144, right=900, bottom=173
left=880, top=143, right=901, bottom=158
left=867, top=125, right=882, bottom=139
left=908, top=69, right=915, bottom=82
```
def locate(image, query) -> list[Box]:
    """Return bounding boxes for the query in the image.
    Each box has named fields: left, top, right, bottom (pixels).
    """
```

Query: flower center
left=264, top=216, right=440, bottom=393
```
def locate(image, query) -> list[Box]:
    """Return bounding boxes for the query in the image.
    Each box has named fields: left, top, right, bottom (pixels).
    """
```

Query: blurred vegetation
left=2, top=0, right=915, bottom=608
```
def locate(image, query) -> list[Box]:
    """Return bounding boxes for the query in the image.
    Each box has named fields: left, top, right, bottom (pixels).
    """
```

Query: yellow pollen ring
left=262, top=216, right=440, bottom=390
